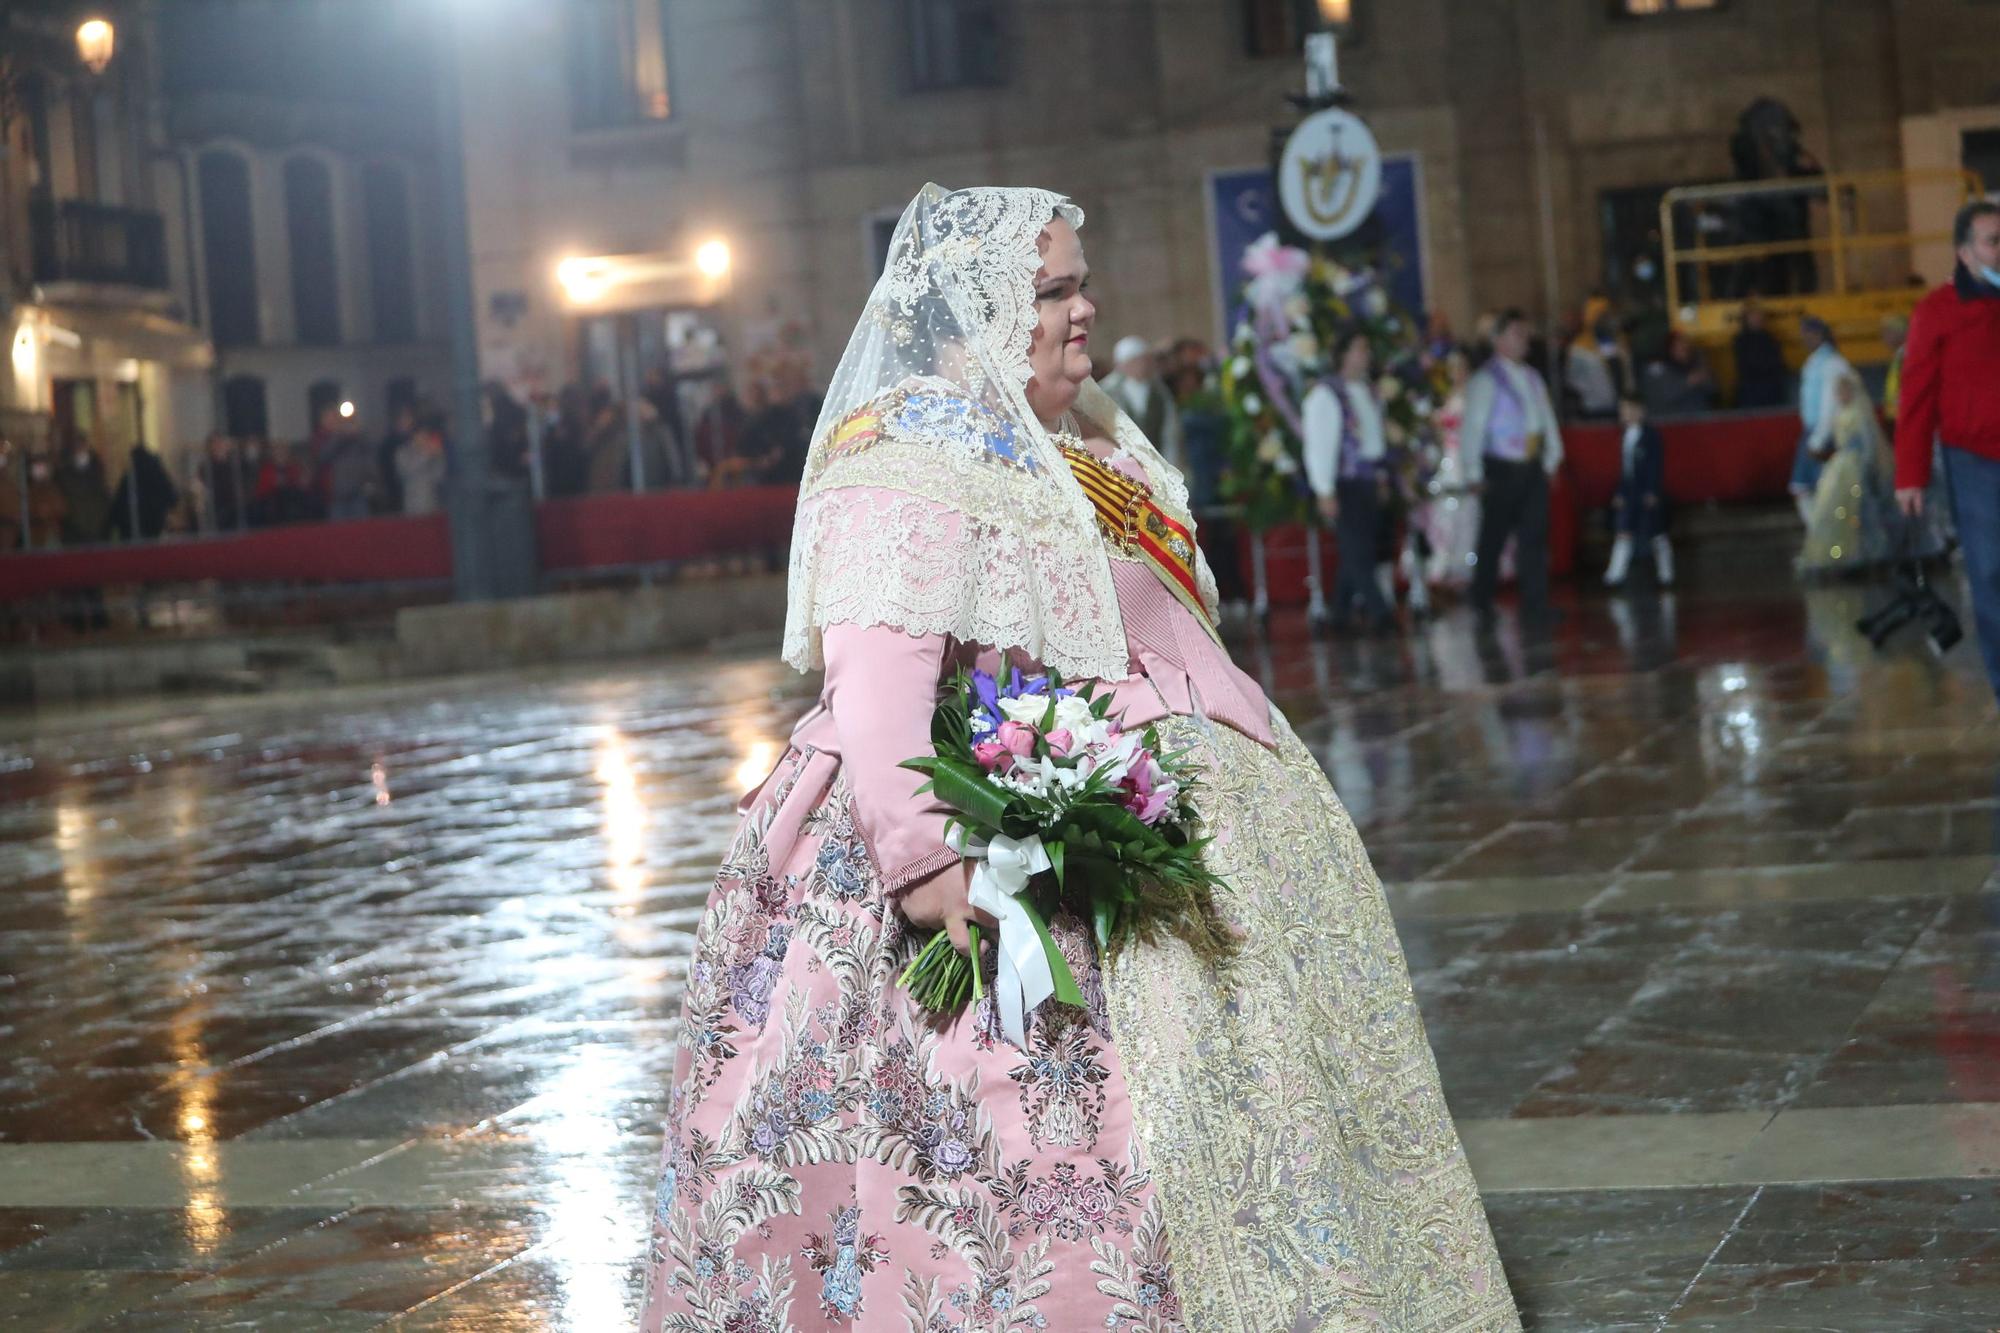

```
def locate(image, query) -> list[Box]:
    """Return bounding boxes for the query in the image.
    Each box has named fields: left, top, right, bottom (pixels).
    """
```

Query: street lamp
left=75, top=18, right=115, bottom=75
left=694, top=238, right=731, bottom=281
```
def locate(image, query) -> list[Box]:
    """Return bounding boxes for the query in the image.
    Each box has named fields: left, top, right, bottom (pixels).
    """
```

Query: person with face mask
left=55, top=437, right=113, bottom=545
left=1896, top=201, right=2000, bottom=699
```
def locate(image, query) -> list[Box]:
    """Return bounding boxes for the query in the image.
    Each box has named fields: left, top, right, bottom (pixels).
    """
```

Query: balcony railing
left=29, top=198, right=170, bottom=291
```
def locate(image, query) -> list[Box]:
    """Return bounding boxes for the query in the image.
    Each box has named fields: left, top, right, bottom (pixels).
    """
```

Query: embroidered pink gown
left=641, top=465, right=1517, bottom=1330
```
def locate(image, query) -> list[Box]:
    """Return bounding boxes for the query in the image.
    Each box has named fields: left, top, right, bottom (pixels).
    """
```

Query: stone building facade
left=451, top=0, right=2000, bottom=402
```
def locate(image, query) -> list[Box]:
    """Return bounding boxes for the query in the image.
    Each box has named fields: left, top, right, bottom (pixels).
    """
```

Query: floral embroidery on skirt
left=642, top=717, right=1519, bottom=1331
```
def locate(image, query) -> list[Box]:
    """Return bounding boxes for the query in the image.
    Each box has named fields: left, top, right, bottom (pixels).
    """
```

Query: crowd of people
left=0, top=434, right=183, bottom=552
left=0, top=367, right=830, bottom=553
left=9, top=206, right=1994, bottom=666
left=1109, top=305, right=1577, bottom=637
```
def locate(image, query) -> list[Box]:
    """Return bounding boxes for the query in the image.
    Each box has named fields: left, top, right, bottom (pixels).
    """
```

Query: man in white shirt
left=1461, top=310, right=1565, bottom=629
left=1100, top=336, right=1185, bottom=471
left=1304, top=331, right=1394, bottom=631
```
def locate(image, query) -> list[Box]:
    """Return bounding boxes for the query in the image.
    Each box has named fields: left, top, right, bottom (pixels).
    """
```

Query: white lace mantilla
left=783, top=185, right=1217, bottom=680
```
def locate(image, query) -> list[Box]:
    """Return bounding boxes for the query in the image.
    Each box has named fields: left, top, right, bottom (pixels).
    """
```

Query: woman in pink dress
left=639, top=185, right=1519, bottom=1332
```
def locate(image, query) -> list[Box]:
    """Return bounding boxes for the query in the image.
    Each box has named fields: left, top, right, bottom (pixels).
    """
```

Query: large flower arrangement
left=1217, top=233, right=1443, bottom=532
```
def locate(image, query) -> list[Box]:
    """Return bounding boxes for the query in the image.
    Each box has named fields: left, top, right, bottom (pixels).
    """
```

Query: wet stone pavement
left=3, top=555, right=2000, bottom=1330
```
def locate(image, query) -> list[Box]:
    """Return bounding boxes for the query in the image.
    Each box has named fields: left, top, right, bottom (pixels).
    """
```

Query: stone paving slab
left=5, top=564, right=2000, bottom=1327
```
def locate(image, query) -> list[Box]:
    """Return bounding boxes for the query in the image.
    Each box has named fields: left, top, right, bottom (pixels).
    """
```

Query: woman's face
left=1835, top=375, right=1858, bottom=407
left=1024, top=216, right=1095, bottom=425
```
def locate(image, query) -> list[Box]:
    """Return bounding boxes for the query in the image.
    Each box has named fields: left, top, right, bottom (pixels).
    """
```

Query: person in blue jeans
left=1896, top=202, right=2000, bottom=698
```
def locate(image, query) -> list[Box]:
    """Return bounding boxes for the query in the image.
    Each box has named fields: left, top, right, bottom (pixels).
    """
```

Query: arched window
left=362, top=163, right=415, bottom=344
left=284, top=156, right=341, bottom=346
left=307, top=379, right=343, bottom=429
left=198, top=150, right=259, bottom=347
left=222, top=374, right=268, bottom=439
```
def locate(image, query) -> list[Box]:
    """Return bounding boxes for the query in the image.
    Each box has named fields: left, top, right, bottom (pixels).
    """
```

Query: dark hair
left=1337, top=327, right=1372, bottom=363
left=1956, top=200, right=2000, bottom=249
left=1619, top=389, right=1646, bottom=410
left=1494, top=308, right=1530, bottom=337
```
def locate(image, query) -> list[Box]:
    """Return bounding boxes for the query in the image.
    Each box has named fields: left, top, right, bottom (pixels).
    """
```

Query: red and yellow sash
left=1060, top=444, right=1221, bottom=646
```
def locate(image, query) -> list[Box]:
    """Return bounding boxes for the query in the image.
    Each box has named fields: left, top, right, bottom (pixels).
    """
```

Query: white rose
left=1051, top=694, right=1096, bottom=735
left=1242, top=393, right=1263, bottom=416
left=1385, top=420, right=1408, bottom=446
left=997, top=695, right=1053, bottom=725
left=1283, top=294, right=1310, bottom=322
left=1290, top=333, right=1321, bottom=363
left=1366, top=288, right=1389, bottom=316
left=1230, top=355, right=1253, bottom=378
left=1376, top=375, right=1402, bottom=402
left=1256, top=433, right=1284, bottom=463
left=1273, top=451, right=1299, bottom=476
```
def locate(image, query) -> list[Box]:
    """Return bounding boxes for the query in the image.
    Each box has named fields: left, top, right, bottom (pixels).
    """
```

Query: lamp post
left=433, top=0, right=535, bottom=601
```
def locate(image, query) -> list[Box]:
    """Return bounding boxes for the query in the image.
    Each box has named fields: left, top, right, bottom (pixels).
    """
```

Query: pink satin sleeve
left=799, top=621, right=961, bottom=898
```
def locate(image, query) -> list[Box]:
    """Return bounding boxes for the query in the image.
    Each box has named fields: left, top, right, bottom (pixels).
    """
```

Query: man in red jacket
left=1897, top=201, right=2000, bottom=697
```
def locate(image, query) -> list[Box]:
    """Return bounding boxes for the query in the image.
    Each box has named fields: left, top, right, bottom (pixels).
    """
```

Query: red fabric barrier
left=0, top=514, right=451, bottom=600
left=1562, top=410, right=1800, bottom=508
left=535, top=486, right=797, bottom=572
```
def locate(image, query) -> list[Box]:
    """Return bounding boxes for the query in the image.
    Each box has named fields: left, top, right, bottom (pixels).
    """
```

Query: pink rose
left=1045, top=728, right=1076, bottom=758
left=972, top=740, right=1012, bottom=772
left=996, top=721, right=1038, bottom=758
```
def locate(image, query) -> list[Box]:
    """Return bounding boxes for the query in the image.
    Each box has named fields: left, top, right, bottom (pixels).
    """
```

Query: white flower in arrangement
left=1283, top=294, right=1311, bottom=323
left=1384, top=420, right=1408, bottom=446
left=1256, top=432, right=1285, bottom=463
left=1366, top=288, right=1390, bottom=316
left=1376, top=375, right=1403, bottom=402
left=1232, top=323, right=1253, bottom=345
left=1272, top=450, right=1299, bottom=476
left=1231, top=355, right=1253, bottom=379
left=1242, top=393, right=1263, bottom=416
left=1050, top=693, right=1098, bottom=735
left=1412, top=396, right=1435, bottom=417
left=1290, top=333, right=1321, bottom=363
left=997, top=695, right=1054, bottom=726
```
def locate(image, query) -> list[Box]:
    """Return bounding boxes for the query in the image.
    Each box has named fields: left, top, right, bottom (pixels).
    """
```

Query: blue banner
left=1208, top=157, right=1426, bottom=339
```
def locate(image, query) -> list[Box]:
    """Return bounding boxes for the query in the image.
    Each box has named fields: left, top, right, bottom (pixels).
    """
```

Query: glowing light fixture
left=1315, top=0, right=1352, bottom=25
left=694, top=239, right=732, bottom=281
left=76, top=18, right=115, bottom=74
left=557, top=256, right=613, bottom=305
left=338, top=400, right=356, bottom=419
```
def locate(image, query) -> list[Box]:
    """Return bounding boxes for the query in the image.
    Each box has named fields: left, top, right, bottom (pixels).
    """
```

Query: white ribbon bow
left=946, top=826, right=1054, bottom=1049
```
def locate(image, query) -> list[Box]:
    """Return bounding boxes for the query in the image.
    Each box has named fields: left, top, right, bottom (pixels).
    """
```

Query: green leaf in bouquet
left=1092, top=897, right=1117, bottom=954
left=967, top=923, right=985, bottom=1001
left=1018, top=896, right=1085, bottom=1009
left=926, top=757, right=1015, bottom=829
left=1048, top=838, right=1066, bottom=890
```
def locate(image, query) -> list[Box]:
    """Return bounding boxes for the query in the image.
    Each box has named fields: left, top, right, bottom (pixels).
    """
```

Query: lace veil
left=783, top=183, right=1213, bottom=681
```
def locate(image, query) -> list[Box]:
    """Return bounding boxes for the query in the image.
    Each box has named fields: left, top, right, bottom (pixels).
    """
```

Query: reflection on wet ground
left=2, top=554, right=1996, bottom=1329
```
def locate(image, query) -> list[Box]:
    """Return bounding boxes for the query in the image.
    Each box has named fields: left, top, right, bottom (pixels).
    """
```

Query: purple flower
left=970, top=669, right=1000, bottom=717
left=932, top=1137, right=974, bottom=1174
left=1006, top=667, right=1052, bottom=699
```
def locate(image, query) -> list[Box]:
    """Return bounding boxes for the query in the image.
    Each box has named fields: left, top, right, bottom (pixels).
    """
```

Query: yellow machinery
left=1661, top=168, right=1983, bottom=398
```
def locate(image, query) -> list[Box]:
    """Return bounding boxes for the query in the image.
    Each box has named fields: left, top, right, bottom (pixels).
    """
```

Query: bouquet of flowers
left=1218, top=231, right=1440, bottom=532
left=897, top=666, right=1234, bottom=1046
